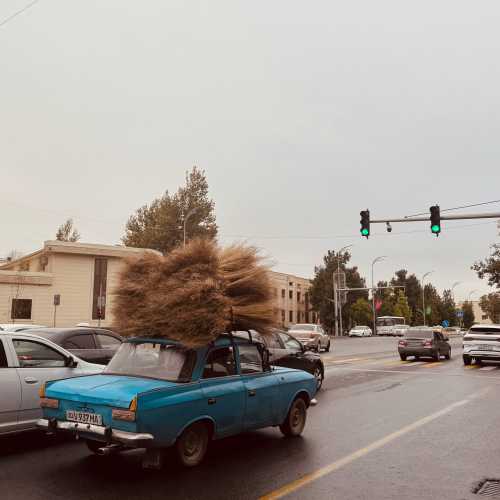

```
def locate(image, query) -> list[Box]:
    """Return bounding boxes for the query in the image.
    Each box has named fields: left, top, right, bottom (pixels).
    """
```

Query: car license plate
left=478, top=344, right=494, bottom=351
left=66, top=410, right=102, bottom=426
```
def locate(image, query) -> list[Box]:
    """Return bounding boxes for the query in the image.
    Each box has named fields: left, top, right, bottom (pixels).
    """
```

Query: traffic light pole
left=370, top=212, right=500, bottom=224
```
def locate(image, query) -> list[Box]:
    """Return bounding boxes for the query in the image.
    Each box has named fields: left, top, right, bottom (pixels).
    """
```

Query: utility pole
left=371, top=256, right=387, bottom=335
left=332, top=272, right=338, bottom=337
left=337, top=245, right=353, bottom=337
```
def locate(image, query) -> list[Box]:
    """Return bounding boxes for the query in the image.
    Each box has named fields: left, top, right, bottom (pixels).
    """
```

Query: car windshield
left=405, top=330, right=432, bottom=339
left=468, top=327, right=500, bottom=335
left=290, top=324, right=314, bottom=331
left=104, top=342, right=196, bottom=382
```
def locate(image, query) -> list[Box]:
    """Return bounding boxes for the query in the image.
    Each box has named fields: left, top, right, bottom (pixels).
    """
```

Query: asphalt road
left=3, top=336, right=500, bottom=500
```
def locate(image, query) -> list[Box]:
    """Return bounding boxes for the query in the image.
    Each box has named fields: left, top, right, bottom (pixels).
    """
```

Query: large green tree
left=461, top=301, right=475, bottom=329
left=392, top=291, right=412, bottom=325
left=350, top=298, right=373, bottom=326
left=375, top=280, right=395, bottom=317
left=56, top=219, right=81, bottom=242
left=438, top=289, right=457, bottom=327
left=390, top=270, right=423, bottom=325
left=472, top=244, right=500, bottom=289
left=479, top=293, right=500, bottom=323
left=123, top=167, right=217, bottom=253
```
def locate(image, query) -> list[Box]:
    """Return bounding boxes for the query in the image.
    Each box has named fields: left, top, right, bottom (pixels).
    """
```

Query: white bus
left=376, top=316, right=407, bottom=336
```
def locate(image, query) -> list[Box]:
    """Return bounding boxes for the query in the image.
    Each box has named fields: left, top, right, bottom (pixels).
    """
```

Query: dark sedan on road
left=236, top=330, right=325, bottom=390
left=398, top=328, right=451, bottom=361
left=28, top=327, right=122, bottom=365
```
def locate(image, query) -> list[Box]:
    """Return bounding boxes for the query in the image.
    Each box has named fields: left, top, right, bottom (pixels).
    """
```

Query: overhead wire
left=404, top=199, right=500, bottom=218
left=0, top=0, right=41, bottom=29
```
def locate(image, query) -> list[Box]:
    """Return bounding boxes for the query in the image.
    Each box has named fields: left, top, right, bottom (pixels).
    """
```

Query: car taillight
left=40, top=398, right=59, bottom=409
left=398, top=340, right=407, bottom=346
left=423, top=340, right=432, bottom=347
left=112, top=396, right=137, bottom=422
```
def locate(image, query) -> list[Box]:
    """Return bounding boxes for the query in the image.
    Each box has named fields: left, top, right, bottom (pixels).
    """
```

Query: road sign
left=442, top=320, right=449, bottom=327
left=456, top=310, right=464, bottom=318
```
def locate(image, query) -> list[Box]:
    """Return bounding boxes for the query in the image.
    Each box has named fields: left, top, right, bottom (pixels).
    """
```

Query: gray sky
left=1, top=0, right=499, bottom=301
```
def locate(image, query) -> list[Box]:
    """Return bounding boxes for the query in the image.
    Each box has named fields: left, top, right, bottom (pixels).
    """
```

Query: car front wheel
left=280, top=398, right=307, bottom=437
left=400, top=354, right=407, bottom=361
left=445, top=349, right=451, bottom=360
left=463, top=355, right=471, bottom=366
left=313, top=366, right=323, bottom=391
left=176, top=422, right=209, bottom=467
left=324, top=341, right=330, bottom=352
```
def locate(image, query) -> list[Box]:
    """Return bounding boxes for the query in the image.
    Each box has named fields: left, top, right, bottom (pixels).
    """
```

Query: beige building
left=0, top=241, right=160, bottom=328
left=457, top=300, right=494, bottom=325
left=0, top=241, right=316, bottom=330
left=269, top=271, right=316, bottom=329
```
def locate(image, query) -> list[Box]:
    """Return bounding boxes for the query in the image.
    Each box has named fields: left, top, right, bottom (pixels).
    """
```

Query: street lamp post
left=183, top=208, right=198, bottom=247
left=371, top=256, right=387, bottom=335
left=421, top=271, right=434, bottom=326
left=337, top=245, right=353, bottom=337
left=451, top=281, right=462, bottom=326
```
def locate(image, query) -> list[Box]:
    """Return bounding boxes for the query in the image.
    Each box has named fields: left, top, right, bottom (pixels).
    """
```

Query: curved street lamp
left=335, top=245, right=353, bottom=336
left=421, top=271, right=434, bottom=326
left=468, top=290, right=478, bottom=302
left=371, top=256, right=387, bottom=335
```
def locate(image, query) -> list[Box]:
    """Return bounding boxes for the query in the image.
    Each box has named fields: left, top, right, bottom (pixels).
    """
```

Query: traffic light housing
left=430, top=205, right=441, bottom=236
left=360, top=210, right=370, bottom=238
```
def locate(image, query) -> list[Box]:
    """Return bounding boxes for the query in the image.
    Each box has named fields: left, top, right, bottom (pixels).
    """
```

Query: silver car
left=288, top=324, right=331, bottom=352
left=0, top=331, right=103, bottom=436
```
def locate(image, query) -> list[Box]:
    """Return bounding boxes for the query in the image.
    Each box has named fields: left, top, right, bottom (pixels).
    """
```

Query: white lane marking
left=260, top=388, right=491, bottom=500
left=479, top=366, right=498, bottom=371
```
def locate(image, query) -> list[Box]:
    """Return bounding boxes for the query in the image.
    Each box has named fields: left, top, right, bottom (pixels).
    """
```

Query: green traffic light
left=431, top=225, right=440, bottom=233
left=361, top=228, right=369, bottom=236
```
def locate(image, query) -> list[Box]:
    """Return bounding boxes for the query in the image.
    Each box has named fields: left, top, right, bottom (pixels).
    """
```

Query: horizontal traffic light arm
left=370, top=211, right=500, bottom=224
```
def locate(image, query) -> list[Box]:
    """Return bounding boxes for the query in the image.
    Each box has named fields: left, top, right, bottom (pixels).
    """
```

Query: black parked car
left=26, top=327, right=122, bottom=365
left=398, top=328, right=451, bottom=361
left=236, top=329, right=325, bottom=390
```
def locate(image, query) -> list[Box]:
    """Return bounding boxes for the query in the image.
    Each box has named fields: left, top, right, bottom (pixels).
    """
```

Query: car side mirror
left=66, top=357, right=78, bottom=368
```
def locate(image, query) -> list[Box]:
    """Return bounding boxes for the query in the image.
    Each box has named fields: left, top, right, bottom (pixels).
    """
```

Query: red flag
left=375, top=299, right=383, bottom=311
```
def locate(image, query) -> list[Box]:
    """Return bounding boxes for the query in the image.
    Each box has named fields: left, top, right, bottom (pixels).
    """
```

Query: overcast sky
left=1, top=0, right=499, bottom=301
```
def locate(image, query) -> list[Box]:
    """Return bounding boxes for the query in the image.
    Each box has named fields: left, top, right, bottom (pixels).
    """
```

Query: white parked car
left=348, top=326, right=373, bottom=337
left=288, top=324, right=331, bottom=352
left=0, top=331, right=104, bottom=436
left=0, top=323, right=47, bottom=332
left=463, top=324, right=500, bottom=365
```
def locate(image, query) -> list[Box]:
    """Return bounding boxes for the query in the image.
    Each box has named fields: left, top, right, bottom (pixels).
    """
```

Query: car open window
left=202, top=347, right=236, bottom=378
left=278, top=332, right=302, bottom=352
left=238, top=344, right=263, bottom=374
left=13, top=339, right=66, bottom=368
left=0, top=340, right=8, bottom=368
left=96, top=333, right=121, bottom=349
left=63, top=334, right=96, bottom=350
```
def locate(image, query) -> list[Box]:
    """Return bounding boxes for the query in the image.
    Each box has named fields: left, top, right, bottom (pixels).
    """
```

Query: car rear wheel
left=463, top=355, right=471, bottom=366
left=280, top=398, right=307, bottom=437
left=434, top=350, right=440, bottom=361
left=445, top=349, right=451, bottom=360
left=313, top=366, right=323, bottom=391
left=176, top=422, right=209, bottom=467
left=400, top=354, right=407, bottom=361
left=85, top=439, right=103, bottom=454
left=324, top=341, right=330, bottom=352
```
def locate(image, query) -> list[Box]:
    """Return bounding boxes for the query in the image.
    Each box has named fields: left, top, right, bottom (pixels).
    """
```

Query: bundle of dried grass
left=112, top=239, right=276, bottom=346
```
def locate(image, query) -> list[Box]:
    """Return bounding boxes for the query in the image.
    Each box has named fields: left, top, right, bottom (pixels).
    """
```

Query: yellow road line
left=259, top=389, right=489, bottom=500
left=421, top=362, right=442, bottom=368
left=464, top=365, right=480, bottom=370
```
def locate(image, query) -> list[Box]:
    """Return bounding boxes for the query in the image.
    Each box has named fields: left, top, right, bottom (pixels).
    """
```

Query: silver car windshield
left=104, top=342, right=196, bottom=382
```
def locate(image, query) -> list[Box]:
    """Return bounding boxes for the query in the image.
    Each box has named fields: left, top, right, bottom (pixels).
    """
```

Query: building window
left=92, top=258, right=108, bottom=320
left=289, top=290, right=293, bottom=300
left=289, top=282, right=293, bottom=286
left=297, top=311, right=301, bottom=322
left=281, top=309, right=285, bottom=322
left=273, top=288, right=278, bottom=297
left=11, top=299, right=32, bottom=320
left=482, top=315, right=489, bottom=320
left=297, top=292, right=301, bottom=303
left=289, top=310, right=293, bottom=322
left=281, top=289, right=285, bottom=299
left=312, top=313, right=316, bottom=323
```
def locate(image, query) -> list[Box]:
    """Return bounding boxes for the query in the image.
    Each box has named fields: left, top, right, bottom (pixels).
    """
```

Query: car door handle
left=207, top=398, right=216, bottom=405
left=24, top=377, right=38, bottom=384
left=248, top=389, right=256, bottom=397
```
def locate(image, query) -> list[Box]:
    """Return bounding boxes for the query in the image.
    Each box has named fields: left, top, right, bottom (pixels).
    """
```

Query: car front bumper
left=463, top=350, right=500, bottom=360
left=37, top=418, right=154, bottom=448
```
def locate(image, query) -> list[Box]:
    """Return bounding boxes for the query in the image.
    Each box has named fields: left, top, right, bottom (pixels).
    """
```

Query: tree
left=423, top=283, right=443, bottom=326
left=310, top=250, right=368, bottom=334
left=392, top=291, right=412, bottom=325
left=350, top=298, right=373, bottom=326
left=123, top=166, right=217, bottom=253
left=461, top=301, right=475, bottom=329
left=390, top=270, right=423, bottom=325
left=472, top=244, right=500, bottom=289
left=439, top=289, right=457, bottom=327
left=375, top=280, right=395, bottom=317
left=56, top=219, right=81, bottom=242
left=479, top=293, right=500, bottom=323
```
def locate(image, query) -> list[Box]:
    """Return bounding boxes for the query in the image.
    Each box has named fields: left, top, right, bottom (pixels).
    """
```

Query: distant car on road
left=288, top=324, right=330, bottom=352
left=348, top=326, right=372, bottom=337
left=29, top=327, right=122, bottom=365
left=235, top=330, right=325, bottom=390
left=463, top=324, right=500, bottom=365
left=0, top=324, right=47, bottom=332
left=398, top=328, right=451, bottom=361
left=0, top=331, right=103, bottom=436
left=38, top=334, right=317, bottom=468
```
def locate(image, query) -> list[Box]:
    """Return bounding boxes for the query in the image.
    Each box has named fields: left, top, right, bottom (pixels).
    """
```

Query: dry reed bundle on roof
left=112, top=238, right=276, bottom=347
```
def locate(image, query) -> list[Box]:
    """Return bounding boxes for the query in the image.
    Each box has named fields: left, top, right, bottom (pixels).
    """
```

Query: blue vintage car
left=38, top=334, right=317, bottom=467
